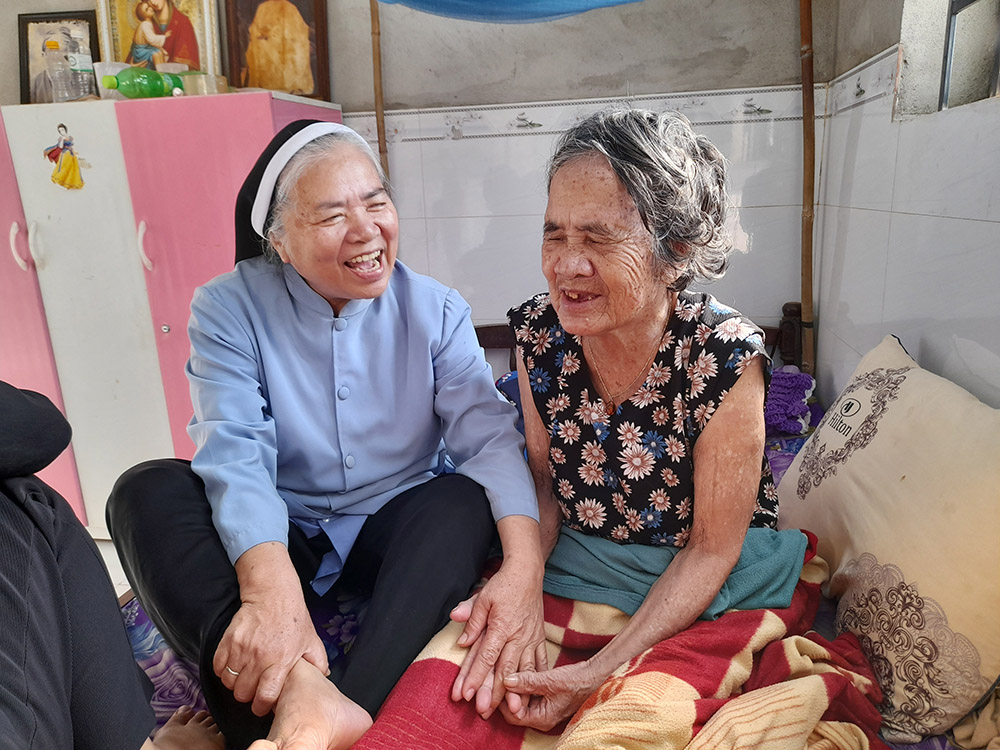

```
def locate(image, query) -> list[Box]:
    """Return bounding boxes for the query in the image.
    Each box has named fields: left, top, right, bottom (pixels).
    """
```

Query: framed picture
left=224, top=0, right=330, bottom=100
left=95, top=0, right=221, bottom=76
left=18, top=11, right=101, bottom=104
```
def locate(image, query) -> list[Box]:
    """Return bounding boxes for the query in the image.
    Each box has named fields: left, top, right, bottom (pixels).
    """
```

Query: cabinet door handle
left=137, top=220, right=153, bottom=271
left=9, top=222, right=30, bottom=272
left=26, top=221, right=44, bottom=269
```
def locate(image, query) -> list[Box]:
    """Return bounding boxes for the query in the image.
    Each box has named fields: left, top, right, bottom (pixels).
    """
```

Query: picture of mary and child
left=124, top=0, right=201, bottom=70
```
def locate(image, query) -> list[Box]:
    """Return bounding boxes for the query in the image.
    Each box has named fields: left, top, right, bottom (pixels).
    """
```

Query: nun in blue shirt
left=107, top=120, right=545, bottom=750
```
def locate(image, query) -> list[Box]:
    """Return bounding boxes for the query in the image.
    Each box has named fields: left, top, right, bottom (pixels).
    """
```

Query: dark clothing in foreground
left=0, top=381, right=154, bottom=750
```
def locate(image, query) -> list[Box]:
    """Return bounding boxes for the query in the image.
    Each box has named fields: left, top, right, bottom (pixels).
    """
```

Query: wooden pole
left=798, top=0, right=816, bottom=374
left=370, top=0, right=390, bottom=180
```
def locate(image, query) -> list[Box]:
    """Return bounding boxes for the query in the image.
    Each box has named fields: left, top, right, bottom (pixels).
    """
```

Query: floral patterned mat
left=122, top=589, right=368, bottom=730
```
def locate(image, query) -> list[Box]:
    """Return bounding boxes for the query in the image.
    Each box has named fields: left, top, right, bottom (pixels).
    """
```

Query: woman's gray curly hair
left=263, top=132, right=390, bottom=263
left=548, top=107, right=736, bottom=291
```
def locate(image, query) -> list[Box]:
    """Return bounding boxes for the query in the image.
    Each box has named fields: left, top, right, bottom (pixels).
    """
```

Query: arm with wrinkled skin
left=501, top=358, right=766, bottom=730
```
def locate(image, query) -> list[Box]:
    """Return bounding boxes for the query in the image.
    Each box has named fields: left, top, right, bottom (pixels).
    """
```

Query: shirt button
left=337, top=386, right=350, bottom=400
left=334, top=318, right=348, bottom=331
left=344, top=455, right=356, bottom=469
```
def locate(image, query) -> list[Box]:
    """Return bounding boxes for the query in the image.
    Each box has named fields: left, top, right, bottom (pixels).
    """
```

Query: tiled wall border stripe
left=830, top=46, right=898, bottom=88
left=344, top=85, right=819, bottom=119
left=831, top=90, right=891, bottom=117
left=827, top=46, right=899, bottom=115
left=389, top=113, right=817, bottom=143
left=344, top=84, right=831, bottom=144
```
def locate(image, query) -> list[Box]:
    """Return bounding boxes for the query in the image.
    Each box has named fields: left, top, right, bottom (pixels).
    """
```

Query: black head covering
left=234, top=119, right=323, bottom=265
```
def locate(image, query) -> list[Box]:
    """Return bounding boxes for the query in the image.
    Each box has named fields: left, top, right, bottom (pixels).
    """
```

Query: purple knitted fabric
left=765, top=369, right=816, bottom=436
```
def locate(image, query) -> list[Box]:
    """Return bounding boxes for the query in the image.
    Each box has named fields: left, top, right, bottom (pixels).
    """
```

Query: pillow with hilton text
left=777, top=335, right=1000, bottom=742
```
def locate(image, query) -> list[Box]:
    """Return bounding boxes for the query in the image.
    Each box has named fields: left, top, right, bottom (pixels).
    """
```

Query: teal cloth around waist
left=542, top=526, right=807, bottom=618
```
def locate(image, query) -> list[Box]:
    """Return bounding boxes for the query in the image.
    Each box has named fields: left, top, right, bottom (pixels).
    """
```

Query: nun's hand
left=214, top=542, right=329, bottom=716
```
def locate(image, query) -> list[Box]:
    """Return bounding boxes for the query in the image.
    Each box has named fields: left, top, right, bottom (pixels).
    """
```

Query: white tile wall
left=692, top=205, right=804, bottom=329
left=883, top=212, right=1000, bottom=399
left=817, top=46, right=1000, bottom=409
left=419, top=135, right=553, bottom=219
left=815, top=205, right=891, bottom=357
left=821, top=95, right=900, bottom=211
left=397, top=218, right=430, bottom=276
left=425, top=215, right=547, bottom=323
left=700, top=120, right=806, bottom=209
left=892, top=98, right=1000, bottom=223
left=387, top=139, right=427, bottom=220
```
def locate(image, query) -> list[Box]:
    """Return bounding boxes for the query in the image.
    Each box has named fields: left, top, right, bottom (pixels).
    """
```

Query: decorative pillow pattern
left=777, top=335, right=1000, bottom=742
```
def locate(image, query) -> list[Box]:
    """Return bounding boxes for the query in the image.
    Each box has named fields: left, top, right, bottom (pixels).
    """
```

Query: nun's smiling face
left=272, top=143, right=399, bottom=313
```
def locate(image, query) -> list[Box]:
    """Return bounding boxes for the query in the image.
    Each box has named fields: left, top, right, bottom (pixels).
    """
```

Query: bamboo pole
left=798, top=0, right=816, bottom=374
left=370, top=0, right=390, bottom=180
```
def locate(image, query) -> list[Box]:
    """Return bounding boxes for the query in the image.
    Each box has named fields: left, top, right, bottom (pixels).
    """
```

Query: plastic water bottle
left=45, top=39, right=74, bottom=103
left=101, top=68, right=184, bottom=99
left=68, top=30, right=97, bottom=99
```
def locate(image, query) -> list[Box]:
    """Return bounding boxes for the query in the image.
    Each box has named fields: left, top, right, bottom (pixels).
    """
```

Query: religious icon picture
left=96, top=0, right=221, bottom=75
left=224, top=0, right=330, bottom=100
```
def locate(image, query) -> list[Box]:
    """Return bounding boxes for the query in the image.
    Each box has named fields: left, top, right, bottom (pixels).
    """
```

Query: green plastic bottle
left=101, top=67, right=184, bottom=99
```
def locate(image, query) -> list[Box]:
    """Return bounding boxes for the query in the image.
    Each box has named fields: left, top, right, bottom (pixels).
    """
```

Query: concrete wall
left=326, top=0, right=837, bottom=111
left=1, top=0, right=838, bottom=108
left=831, top=0, right=905, bottom=78
left=897, top=0, right=949, bottom=114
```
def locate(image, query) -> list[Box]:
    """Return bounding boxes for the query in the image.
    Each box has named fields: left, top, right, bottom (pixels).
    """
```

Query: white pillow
left=777, top=335, right=1000, bottom=742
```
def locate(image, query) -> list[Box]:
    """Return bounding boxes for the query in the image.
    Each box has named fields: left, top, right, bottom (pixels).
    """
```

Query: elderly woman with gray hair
left=107, top=121, right=546, bottom=749
left=485, top=107, right=782, bottom=729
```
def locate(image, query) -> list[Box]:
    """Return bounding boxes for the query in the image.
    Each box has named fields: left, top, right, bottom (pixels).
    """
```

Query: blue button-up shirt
left=186, top=257, right=537, bottom=593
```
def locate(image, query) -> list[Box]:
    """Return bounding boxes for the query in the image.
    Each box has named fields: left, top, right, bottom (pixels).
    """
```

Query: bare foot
left=247, top=659, right=372, bottom=750
left=148, top=705, right=224, bottom=750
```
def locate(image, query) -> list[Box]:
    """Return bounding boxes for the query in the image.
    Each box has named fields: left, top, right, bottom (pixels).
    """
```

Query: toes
left=164, top=705, right=194, bottom=726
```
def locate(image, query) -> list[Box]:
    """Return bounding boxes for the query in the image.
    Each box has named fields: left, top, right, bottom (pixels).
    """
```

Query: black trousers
left=0, top=476, right=154, bottom=750
left=106, top=459, right=495, bottom=749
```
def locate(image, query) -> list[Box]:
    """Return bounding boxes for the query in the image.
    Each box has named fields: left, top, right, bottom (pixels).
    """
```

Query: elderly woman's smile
left=271, top=143, right=399, bottom=313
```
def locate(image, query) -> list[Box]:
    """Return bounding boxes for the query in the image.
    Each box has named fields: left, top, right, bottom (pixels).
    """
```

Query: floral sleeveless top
left=508, top=291, right=778, bottom=547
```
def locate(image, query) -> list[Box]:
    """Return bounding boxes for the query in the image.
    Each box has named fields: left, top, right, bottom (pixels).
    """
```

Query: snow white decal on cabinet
left=43, top=122, right=88, bottom=190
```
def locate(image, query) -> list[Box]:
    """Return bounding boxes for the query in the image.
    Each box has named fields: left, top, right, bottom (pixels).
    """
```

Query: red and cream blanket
left=355, top=536, right=888, bottom=750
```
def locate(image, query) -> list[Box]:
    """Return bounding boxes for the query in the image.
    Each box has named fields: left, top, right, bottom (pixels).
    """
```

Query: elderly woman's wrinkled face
left=273, top=144, right=398, bottom=313
left=542, top=154, right=675, bottom=339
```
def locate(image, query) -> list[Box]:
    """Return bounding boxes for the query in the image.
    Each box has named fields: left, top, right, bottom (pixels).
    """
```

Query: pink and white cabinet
left=0, top=113, right=85, bottom=521
left=1, top=92, right=341, bottom=536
